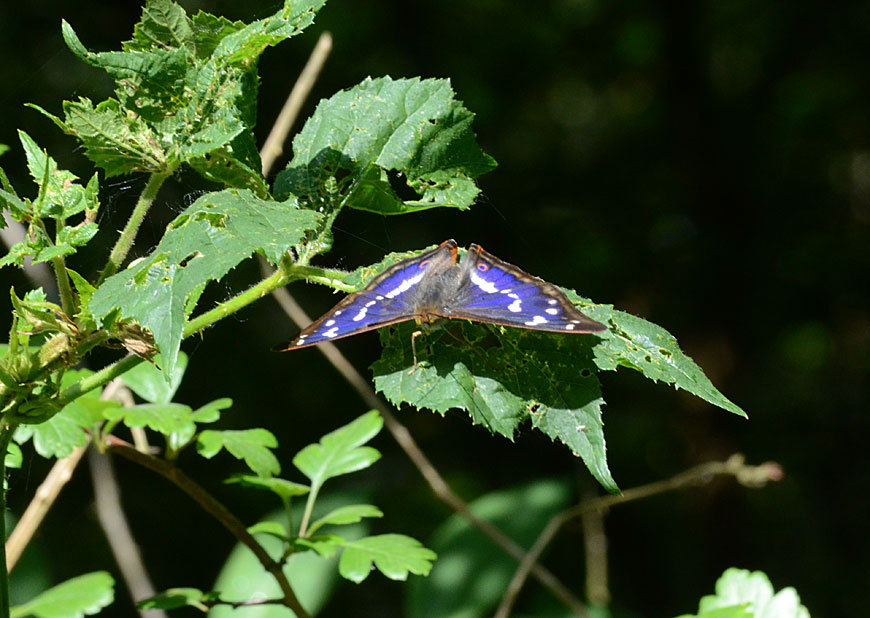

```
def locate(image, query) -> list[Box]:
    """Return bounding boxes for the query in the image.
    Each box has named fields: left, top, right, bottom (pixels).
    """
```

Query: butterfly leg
left=408, top=329, right=424, bottom=375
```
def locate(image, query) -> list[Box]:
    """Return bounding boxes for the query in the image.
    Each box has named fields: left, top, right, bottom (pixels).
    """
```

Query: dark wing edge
left=447, top=243, right=607, bottom=334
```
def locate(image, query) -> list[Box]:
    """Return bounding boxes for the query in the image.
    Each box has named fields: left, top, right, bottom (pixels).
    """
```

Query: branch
left=106, top=437, right=310, bottom=618
left=493, top=455, right=785, bottom=618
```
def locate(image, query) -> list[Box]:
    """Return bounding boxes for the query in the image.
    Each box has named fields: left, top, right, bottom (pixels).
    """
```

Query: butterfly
left=282, top=239, right=606, bottom=353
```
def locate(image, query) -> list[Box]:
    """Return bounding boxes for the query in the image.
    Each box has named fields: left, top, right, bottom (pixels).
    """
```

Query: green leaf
left=13, top=370, right=115, bottom=459
left=88, top=188, right=321, bottom=379
left=5, top=442, right=23, bottom=469
left=137, top=588, right=214, bottom=611
left=211, top=493, right=374, bottom=618
left=274, top=76, right=496, bottom=216
left=407, top=479, right=572, bottom=618
left=191, top=397, right=232, bottom=423
left=10, top=571, right=114, bottom=618
left=225, top=474, right=310, bottom=501
left=54, top=1, right=326, bottom=191
left=579, top=299, right=747, bottom=417
left=120, top=352, right=188, bottom=403
left=104, top=403, right=195, bottom=438
left=198, top=428, right=280, bottom=478
left=308, top=504, right=383, bottom=535
left=292, top=410, right=383, bottom=489
left=688, top=568, right=811, bottom=618
left=372, top=322, right=617, bottom=492
left=247, top=521, right=287, bottom=539
left=295, top=534, right=346, bottom=559
left=338, top=534, right=436, bottom=583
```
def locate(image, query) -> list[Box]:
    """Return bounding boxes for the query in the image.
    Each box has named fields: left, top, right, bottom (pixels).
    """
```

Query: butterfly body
left=283, top=239, right=606, bottom=350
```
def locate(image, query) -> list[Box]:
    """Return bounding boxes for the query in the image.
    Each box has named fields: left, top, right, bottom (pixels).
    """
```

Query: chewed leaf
left=274, top=76, right=496, bottom=216
left=89, top=189, right=321, bottom=379
left=372, top=322, right=617, bottom=493
left=571, top=294, right=747, bottom=417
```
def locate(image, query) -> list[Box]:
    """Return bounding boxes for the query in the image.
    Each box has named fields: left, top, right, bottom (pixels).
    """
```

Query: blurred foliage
left=0, top=1, right=866, bottom=617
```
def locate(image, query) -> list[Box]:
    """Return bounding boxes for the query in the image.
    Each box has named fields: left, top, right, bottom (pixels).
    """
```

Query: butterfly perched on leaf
left=281, top=239, right=606, bottom=352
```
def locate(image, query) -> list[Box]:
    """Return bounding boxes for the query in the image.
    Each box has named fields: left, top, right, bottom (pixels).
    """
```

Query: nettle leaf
left=338, top=534, right=436, bottom=583
left=197, top=429, right=280, bottom=478
left=13, top=370, right=117, bottom=459
left=274, top=76, right=497, bottom=216
left=308, top=504, right=383, bottom=535
left=293, top=410, right=383, bottom=489
left=372, top=322, right=617, bottom=492
left=0, top=134, right=100, bottom=269
left=49, top=0, right=326, bottom=192
left=578, top=298, right=747, bottom=417
left=11, top=571, right=114, bottom=618
left=88, top=189, right=321, bottom=378
left=30, top=98, right=168, bottom=178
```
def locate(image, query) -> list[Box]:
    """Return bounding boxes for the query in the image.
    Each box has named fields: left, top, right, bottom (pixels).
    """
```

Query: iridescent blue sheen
left=283, top=239, right=606, bottom=349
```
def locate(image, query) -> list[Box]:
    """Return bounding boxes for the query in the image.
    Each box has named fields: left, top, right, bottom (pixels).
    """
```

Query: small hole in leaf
left=387, top=169, right=421, bottom=202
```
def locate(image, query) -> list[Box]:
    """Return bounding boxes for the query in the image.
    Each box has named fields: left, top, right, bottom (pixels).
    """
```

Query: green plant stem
left=58, top=261, right=351, bottom=407
left=0, top=422, right=18, bottom=618
left=108, top=438, right=310, bottom=618
left=98, top=171, right=170, bottom=285
left=56, top=355, right=144, bottom=408
left=50, top=256, right=76, bottom=317
left=183, top=262, right=352, bottom=338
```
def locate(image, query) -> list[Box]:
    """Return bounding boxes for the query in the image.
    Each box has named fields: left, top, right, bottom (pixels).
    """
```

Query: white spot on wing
left=524, top=315, right=549, bottom=326
left=471, top=271, right=499, bottom=293
left=325, top=319, right=335, bottom=326
left=507, top=298, right=522, bottom=312
left=545, top=308, right=559, bottom=315
left=548, top=299, right=558, bottom=305
left=500, top=288, right=512, bottom=294
left=353, top=307, right=368, bottom=322
left=323, top=326, right=340, bottom=338
left=365, top=300, right=377, bottom=307
left=565, top=324, right=576, bottom=330
left=385, top=271, right=425, bottom=299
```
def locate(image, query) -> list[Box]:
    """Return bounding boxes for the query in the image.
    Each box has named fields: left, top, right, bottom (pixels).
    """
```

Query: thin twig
left=106, top=437, right=310, bottom=618
left=88, top=379, right=166, bottom=618
left=493, top=455, right=784, bottom=618
left=260, top=32, right=333, bottom=177
left=6, top=444, right=88, bottom=572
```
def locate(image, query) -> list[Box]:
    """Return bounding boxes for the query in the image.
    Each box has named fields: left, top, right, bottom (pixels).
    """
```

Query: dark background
left=1, top=1, right=868, bottom=616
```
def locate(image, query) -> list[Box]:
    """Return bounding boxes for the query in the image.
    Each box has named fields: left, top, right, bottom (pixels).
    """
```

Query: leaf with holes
left=372, top=321, right=616, bottom=492
left=88, top=189, right=321, bottom=379
left=274, top=76, right=496, bottom=217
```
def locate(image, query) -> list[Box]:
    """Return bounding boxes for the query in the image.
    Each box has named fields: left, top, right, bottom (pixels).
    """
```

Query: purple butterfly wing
left=282, top=240, right=459, bottom=349
left=444, top=244, right=606, bottom=333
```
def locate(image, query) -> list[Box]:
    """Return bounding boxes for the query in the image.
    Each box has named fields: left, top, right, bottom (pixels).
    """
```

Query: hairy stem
left=50, top=256, right=76, bottom=317
left=98, top=171, right=171, bottom=285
